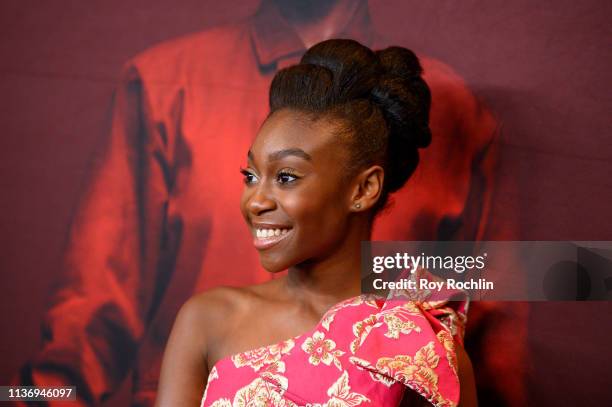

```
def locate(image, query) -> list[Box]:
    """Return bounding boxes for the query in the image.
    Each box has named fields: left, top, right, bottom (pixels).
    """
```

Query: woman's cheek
left=282, top=190, right=320, bottom=222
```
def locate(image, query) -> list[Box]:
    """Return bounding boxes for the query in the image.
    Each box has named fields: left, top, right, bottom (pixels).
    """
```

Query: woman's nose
left=247, top=186, right=276, bottom=215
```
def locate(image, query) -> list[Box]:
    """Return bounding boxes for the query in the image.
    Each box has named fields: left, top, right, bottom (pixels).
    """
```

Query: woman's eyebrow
left=247, top=148, right=312, bottom=163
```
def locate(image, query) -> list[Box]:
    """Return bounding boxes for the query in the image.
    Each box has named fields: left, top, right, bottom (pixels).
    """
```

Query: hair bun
left=376, top=46, right=423, bottom=79
left=370, top=47, right=432, bottom=192
left=372, top=47, right=431, bottom=149
left=300, top=39, right=380, bottom=104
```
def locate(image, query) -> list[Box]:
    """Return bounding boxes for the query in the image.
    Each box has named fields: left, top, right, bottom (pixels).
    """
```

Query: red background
left=1, top=0, right=611, bottom=404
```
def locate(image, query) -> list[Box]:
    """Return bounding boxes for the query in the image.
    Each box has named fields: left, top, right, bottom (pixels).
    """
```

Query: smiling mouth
left=252, top=227, right=293, bottom=250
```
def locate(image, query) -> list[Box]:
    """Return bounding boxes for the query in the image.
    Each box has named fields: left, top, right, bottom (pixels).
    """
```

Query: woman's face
left=240, top=109, right=356, bottom=272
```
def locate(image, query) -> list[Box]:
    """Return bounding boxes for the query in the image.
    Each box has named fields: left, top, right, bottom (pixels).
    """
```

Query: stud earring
left=354, top=202, right=361, bottom=209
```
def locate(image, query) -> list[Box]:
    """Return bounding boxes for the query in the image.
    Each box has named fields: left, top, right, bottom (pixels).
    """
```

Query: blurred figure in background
left=13, top=0, right=507, bottom=405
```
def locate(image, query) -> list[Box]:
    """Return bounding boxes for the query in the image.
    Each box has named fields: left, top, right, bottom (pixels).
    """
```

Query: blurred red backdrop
left=0, top=0, right=610, bottom=405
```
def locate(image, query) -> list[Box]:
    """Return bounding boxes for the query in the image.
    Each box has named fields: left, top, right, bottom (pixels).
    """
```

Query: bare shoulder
left=183, top=286, right=247, bottom=320
left=181, top=282, right=277, bottom=338
left=181, top=276, right=281, bottom=318
left=155, top=286, right=256, bottom=406
left=178, top=286, right=255, bottom=345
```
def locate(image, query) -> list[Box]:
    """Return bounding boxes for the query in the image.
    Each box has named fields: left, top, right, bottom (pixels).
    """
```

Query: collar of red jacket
left=250, top=0, right=376, bottom=69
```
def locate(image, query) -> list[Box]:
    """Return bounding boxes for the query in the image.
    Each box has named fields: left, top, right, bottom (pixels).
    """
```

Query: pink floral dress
left=200, top=284, right=467, bottom=407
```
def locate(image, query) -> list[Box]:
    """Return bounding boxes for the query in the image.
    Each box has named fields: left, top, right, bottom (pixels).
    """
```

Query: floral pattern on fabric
left=374, top=342, right=445, bottom=404
left=349, top=314, right=379, bottom=354
left=231, top=338, right=295, bottom=372
left=302, top=331, right=345, bottom=370
left=209, top=398, right=232, bottom=407
left=436, top=330, right=458, bottom=376
left=308, top=370, right=370, bottom=407
left=202, top=284, right=468, bottom=407
left=381, top=311, right=422, bottom=339
left=321, top=296, right=379, bottom=331
left=348, top=356, right=396, bottom=388
left=233, top=376, right=297, bottom=407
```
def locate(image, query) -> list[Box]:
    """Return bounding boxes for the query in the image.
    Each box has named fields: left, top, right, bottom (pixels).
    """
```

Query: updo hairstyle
left=269, top=39, right=431, bottom=214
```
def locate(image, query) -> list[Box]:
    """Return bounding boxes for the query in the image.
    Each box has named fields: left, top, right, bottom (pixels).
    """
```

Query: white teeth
left=255, top=228, right=290, bottom=238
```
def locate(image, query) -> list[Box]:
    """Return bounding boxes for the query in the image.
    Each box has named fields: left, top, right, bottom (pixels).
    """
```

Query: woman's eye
left=277, top=171, right=298, bottom=185
left=240, top=168, right=257, bottom=185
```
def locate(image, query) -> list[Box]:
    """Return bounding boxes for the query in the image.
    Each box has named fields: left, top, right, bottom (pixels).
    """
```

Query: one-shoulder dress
left=200, top=281, right=467, bottom=407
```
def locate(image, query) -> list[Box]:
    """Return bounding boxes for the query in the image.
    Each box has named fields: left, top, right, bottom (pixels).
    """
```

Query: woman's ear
left=349, top=165, right=384, bottom=212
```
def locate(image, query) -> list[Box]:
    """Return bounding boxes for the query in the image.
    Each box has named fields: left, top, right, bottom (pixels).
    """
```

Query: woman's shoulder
left=178, top=281, right=277, bottom=338
left=176, top=282, right=280, bottom=366
left=156, top=287, right=253, bottom=404
left=180, top=286, right=253, bottom=328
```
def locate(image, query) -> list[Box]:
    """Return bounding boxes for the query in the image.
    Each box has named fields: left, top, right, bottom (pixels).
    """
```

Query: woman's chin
left=259, top=257, right=291, bottom=274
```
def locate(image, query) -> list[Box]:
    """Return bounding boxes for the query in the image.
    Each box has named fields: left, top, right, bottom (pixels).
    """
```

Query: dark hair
left=269, top=39, right=431, bottom=214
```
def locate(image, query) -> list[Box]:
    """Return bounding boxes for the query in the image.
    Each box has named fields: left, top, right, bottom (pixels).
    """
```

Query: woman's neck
left=283, top=218, right=371, bottom=315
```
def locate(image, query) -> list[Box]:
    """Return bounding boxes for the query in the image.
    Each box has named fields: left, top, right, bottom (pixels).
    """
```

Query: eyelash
left=239, top=168, right=257, bottom=185
left=239, top=168, right=300, bottom=185
left=277, top=169, right=299, bottom=185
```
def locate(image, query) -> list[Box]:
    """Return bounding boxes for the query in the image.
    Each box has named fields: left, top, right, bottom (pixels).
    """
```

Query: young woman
left=155, top=39, right=476, bottom=407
